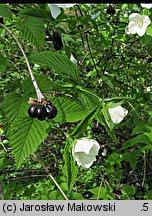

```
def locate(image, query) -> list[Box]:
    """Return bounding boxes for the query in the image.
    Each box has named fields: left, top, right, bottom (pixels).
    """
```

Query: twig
left=97, top=178, right=103, bottom=200
left=75, top=9, right=87, bottom=55
left=85, top=33, right=98, bottom=75
left=32, top=153, right=68, bottom=200
left=0, top=23, right=44, bottom=102
left=142, top=151, right=146, bottom=187
left=0, top=142, right=8, bottom=153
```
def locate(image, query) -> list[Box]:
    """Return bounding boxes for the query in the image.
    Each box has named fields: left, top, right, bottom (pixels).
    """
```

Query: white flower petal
left=72, top=138, right=100, bottom=168
left=137, top=25, right=148, bottom=36
left=108, top=105, right=128, bottom=124
left=143, top=15, right=151, bottom=25
left=55, top=4, right=76, bottom=9
left=141, top=4, right=152, bottom=9
left=70, top=54, right=77, bottom=64
left=74, top=152, right=96, bottom=168
left=73, top=138, right=99, bottom=155
left=48, top=4, right=61, bottom=19
left=129, top=13, right=140, bottom=21
left=126, top=22, right=140, bottom=34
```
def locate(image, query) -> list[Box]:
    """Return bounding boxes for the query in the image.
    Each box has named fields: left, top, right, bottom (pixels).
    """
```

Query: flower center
left=137, top=20, right=144, bottom=28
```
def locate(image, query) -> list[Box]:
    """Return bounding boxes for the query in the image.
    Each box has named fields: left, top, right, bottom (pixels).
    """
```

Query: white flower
left=72, top=138, right=100, bottom=168
left=146, top=86, right=151, bottom=92
left=141, top=4, right=152, bottom=9
left=70, top=54, right=77, bottom=64
left=101, top=149, right=107, bottom=156
left=125, top=13, right=151, bottom=36
left=108, top=105, right=128, bottom=124
left=48, top=4, right=76, bottom=19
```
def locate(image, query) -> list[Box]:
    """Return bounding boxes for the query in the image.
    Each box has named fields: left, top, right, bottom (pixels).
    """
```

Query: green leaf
left=20, top=7, right=54, bottom=22
left=51, top=96, right=88, bottom=123
left=97, top=107, right=117, bottom=144
left=0, top=4, right=12, bottom=19
left=146, top=26, right=152, bottom=36
left=18, top=17, right=45, bottom=47
left=63, top=136, right=78, bottom=192
left=102, top=104, right=115, bottom=131
left=29, top=51, right=80, bottom=84
left=122, top=185, right=135, bottom=196
left=123, top=153, right=137, bottom=170
left=76, top=86, right=101, bottom=110
left=21, top=75, right=58, bottom=95
left=3, top=93, right=29, bottom=124
left=70, top=107, right=98, bottom=137
left=9, top=117, right=49, bottom=168
left=131, top=124, right=148, bottom=136
left=121, top=134, right=152, bottom=150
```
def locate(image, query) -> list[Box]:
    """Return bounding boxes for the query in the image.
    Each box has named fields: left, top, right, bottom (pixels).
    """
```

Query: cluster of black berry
left=28, top=103, right=57, bottom=121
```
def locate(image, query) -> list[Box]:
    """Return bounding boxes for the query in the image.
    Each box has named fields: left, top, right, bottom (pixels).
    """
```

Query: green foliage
left=29, top=51, right=80, bottom=84
left=76, top=86, right=101, bottom=110
left=0, top=4, right=12, bottom=19
left=70, top=107, right=98, bottom=137
left=18, top=17, right=45, bottom=47
left=9, top=117, right=49, bottom=168
left=122, top=120, right=152, bottom=150
left=3, top=93, right=29, bottom=124
left=51, top=96, right=88, bottom=123
left=63, top=136, right=78, bottom=194
left=20, top=6, right=54, bottom=22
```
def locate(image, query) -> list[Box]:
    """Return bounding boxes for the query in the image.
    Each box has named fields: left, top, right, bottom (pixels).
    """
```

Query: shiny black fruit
left=53, top=31, right=63, bottom=50
left=45, top=105, right=57, bottom=119
left=0, top=17, right=4, bottom=24
left=106, top=5, right=115, bottom=15
left=35, top=105, right=47, bottom=120
left=28, top=105, right=37, bottom=118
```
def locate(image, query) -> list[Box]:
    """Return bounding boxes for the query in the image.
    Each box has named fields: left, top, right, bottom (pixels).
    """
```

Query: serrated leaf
left=22, top=75, right=57, bottom=95
left=51, top=96, right=88, bottom=123
left=18, top=17, right=45, bottom=47
left=77, top=87, right=101, bottom=110
left=3, top=93, right=29, bottom=123
left=0, top=4, right=12, bottom=19
left=9, top=117, right=49, bottom=168
left=20, top=7, right=54, bottom=22
left=29, top=51, right=80, bottom=84
left=70, top=107, right=98, bottom=137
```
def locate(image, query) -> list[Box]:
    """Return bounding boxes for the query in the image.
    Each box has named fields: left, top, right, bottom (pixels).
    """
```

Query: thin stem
left=0, top=23, right=44, bottom=102
left=142, top=151, right=146, bottom=187
left=32, top=153, right=68, bottom=200
left=97, top=178, right=103, bottom=200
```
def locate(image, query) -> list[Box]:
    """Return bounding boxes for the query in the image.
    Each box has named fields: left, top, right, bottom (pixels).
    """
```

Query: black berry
left=53, top=31, right=63, bottom=50
left=92, top=127, right=101, bottom=134
left=28, top=105, right=37, bottom=118
left=148, top=57, right=152, bottom=63
left=45, top=104, right=57, bottom=119
left=78, top=24, right=84, bottom=30
left=106, top=5, right=115, bottom=15
left=0, top=17, right=4, bottom=25
left=35, top=105, right=47, bottom=121
left=83, top=191, right=93, bottom=199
